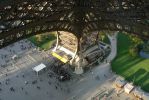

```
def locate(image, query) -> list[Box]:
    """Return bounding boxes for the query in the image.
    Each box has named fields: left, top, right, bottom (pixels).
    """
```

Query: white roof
left=32, top=63, right=46, bottom=72
left=124, top=83, right=134, bottom=94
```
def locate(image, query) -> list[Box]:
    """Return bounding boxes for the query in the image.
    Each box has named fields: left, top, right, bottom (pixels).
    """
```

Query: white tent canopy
left=12, top=54, right=18, bottom=60
left=32, top=63, right=46, bottom=75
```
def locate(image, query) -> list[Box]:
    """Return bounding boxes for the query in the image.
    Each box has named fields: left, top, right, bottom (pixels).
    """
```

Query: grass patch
left=111, top=33, right=149, bottom=92
left=28, top=32, right=56, bottom=50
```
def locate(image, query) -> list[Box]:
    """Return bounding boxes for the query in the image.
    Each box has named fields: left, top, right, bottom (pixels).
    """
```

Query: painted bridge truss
left=0, top=0, right=149, bottom=48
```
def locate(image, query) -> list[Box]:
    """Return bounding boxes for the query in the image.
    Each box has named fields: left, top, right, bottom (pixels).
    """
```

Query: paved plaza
left=0, top=38, right=149, bottom=100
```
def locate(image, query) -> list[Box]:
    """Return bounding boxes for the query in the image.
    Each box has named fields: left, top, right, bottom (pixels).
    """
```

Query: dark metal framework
left=0, top=0, right=149, bottom=48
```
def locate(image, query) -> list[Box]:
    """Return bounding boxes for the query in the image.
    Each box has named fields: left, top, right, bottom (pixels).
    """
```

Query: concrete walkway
left=107, top=32, right=118, bottom=62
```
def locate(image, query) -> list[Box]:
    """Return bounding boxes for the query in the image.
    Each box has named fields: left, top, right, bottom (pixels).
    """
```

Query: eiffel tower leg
left=74, top=57, right=84, bottom=74
left=74, top=38, right=84, bottom=74
left=53, top=31, right=60, bottom=51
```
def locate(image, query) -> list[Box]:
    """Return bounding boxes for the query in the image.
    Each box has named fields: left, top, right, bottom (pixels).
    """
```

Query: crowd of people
left=0, top=39, right=34, bottom=66
left=0, top=38, right=73, bottom=99
left=47, top=57, right=71, bottom=82
left=0, top=51, right=72, bottom=100
left=0, top=68, right=71, bottom=100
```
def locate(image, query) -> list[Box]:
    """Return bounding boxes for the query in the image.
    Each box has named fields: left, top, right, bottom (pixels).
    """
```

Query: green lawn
left=111, top=33, right=149, bottom=92
left=28, top=33, right=56, bottom=50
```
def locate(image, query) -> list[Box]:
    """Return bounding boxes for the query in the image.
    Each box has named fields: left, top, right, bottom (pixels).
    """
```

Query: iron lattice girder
left=0, top=0, right=149, bottom=48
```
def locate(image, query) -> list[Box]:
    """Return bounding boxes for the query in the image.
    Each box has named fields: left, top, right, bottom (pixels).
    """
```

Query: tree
left=143, top=41, right=149, bottom=53
left=35, top=34, right=42, bottom=42
left=129, top=46, right=138, bottom=57
left=98, top=31, right=106, bottom=41
left=127, top=34, right=144, bottom=56
left=128, top=34, right=143, bottom=47
left=98, top=30, right=116, bottom=41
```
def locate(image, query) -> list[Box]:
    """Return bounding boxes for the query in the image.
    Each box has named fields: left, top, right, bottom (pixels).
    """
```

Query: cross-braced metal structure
left=0, top=0, right=149, bottom=48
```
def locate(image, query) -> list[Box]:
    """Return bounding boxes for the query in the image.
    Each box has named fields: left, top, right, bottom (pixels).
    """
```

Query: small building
left=133, top=87, right=144, bottom=99
left=124, top=83, right=134, bottom=94
left=114, top=77, right=126, bottom=88
left=143, top=92, right=149, bottom=100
